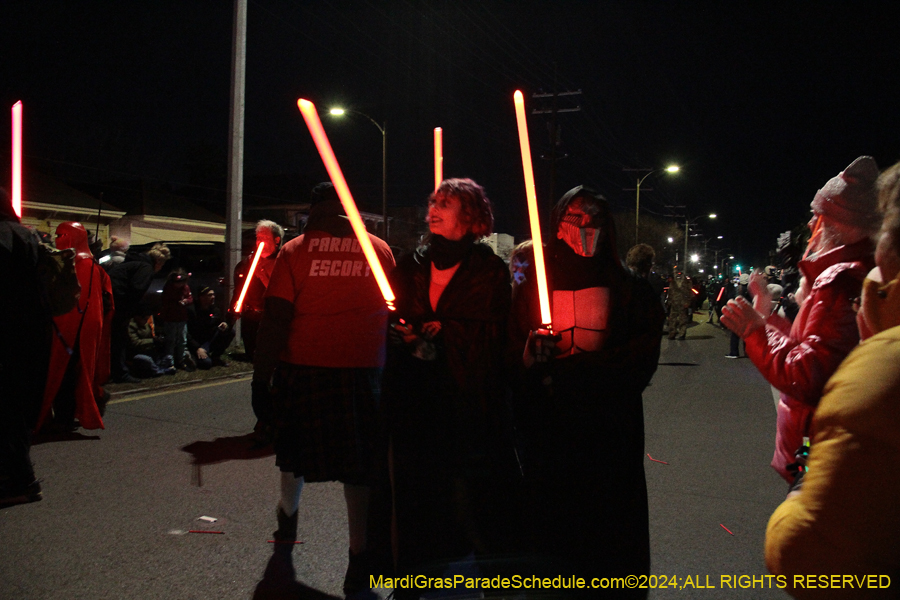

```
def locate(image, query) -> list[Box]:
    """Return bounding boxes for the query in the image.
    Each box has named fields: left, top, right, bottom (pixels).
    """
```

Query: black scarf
left=429, top=234, right=475, bottom=270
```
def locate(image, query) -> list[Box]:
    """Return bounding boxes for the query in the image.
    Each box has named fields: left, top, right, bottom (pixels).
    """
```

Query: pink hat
left=811, top=156, right=879, bottom=229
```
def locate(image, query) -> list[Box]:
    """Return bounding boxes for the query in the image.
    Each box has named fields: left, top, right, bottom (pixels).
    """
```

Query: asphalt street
left=1, top=320, right=789, bottom=599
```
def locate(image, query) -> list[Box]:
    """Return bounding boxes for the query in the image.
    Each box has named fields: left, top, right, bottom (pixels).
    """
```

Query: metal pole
left=684, top=219, right=689, bottom=271
left=226, top=0, right=247, bottom=344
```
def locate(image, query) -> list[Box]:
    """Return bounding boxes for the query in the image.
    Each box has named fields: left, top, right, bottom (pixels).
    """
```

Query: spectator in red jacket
left=722, top=156, right=879, bottom=484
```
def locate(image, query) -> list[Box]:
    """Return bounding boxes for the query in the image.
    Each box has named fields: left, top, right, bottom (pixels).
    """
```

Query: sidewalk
left=105, top=352, right=253, bottom=398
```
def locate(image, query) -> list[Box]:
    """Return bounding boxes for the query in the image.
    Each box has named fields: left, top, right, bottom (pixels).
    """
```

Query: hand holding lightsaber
left=234, top=242, right=265, bottom=314
left=297, top=99, right=395, bottom=311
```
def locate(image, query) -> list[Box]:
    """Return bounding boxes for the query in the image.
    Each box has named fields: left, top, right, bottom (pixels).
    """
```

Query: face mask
left=558, top=220, right=601, bottom=257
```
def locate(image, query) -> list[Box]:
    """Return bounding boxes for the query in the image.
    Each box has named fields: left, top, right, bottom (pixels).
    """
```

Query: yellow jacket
left=765, top=276, right=900, bottom=597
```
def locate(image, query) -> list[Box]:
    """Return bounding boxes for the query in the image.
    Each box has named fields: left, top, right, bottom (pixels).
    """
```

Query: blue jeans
left=163, top=321, right=189, bottom=367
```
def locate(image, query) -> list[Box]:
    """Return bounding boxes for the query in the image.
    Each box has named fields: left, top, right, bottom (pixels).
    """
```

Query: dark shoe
left=344, top=549, right=373, bottom=597
left=162, top=366, right=177, bottom=376
left=114, top=374, right=142, bottom=384
left=250, top=420, right=274, bottom=449
left=183, top=355, right=197, bottom=372
left=212, top=357, right=230, bottom=367
left=273, top=506, right=298, bottom=543
left=0, top=479, right=42, bottom=506
left=97, top=388, right=111, bottom=417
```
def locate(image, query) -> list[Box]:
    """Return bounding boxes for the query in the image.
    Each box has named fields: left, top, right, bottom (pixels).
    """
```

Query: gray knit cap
left=811, top=156, right=879, bottom=229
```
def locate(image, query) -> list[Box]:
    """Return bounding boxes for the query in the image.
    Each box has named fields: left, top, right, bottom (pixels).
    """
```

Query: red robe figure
left=38, top=222, right=113, bottom=431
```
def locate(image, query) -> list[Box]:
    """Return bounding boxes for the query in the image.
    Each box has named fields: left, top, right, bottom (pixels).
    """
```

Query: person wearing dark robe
left=384, top=178, right=517, bottom=592
left=509, top=186, right=664, bottom=598
left=0, top=189, right=74, bottom=505
left=37, top=221, right=113, bottom=432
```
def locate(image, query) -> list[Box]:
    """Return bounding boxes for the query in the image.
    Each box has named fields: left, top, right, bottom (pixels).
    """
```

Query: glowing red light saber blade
left=297, top=99, right=396, bottom=310
left=716, top=286, right=725, bottom=302
left=514, top=90, right=552, bottom=329
left=234, top=242, right=265, bottom=314
left=11, top=101, right=23, bottom=218
left=434, top=127, right=442, bottom=191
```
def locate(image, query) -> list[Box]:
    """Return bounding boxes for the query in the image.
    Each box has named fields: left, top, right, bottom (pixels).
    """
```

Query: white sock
left=344, top=483, right=370, bottom=554
left=279, top=471, right=304, bottom=516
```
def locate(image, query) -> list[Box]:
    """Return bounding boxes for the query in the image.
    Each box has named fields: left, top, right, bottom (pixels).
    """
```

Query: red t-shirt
left=264, top=231, right=395, bottom=368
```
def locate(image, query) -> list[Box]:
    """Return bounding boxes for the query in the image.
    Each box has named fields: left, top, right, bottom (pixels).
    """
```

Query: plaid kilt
left=271, top=363, right=381, bottom=484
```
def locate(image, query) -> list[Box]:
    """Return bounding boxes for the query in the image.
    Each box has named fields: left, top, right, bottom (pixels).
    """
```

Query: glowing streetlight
left=627, top=164, right=679, bottom=245
left=328, top=106, right=387, bottom=242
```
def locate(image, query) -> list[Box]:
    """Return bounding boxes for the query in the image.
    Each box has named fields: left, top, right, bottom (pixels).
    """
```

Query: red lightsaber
left=716, top=286, right=725, bottom=302
left=434, top=127, right=442, bottom=191
left=297, top=99, right=396, bottom=310
left=514, top=90, right=552, bottom=329
left=234, top=241, right=265, bottom=314
left=11, top=101, right=23, bottom=218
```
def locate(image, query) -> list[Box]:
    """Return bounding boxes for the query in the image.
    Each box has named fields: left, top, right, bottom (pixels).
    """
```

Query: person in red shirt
left=252, top=182, right=394, bottom=596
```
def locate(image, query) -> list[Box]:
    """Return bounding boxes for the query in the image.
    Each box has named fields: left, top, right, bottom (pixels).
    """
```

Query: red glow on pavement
left=11, top=101, right=22, bottom=218
left=434, top=127, right=442, bottom=191
left=514, top=90, right=552, bottom=329
left=298, top=99, right=396, bottom=311
left=234, top=242, right=264, bottom=313
left=647, top=454, right=669, bottom=464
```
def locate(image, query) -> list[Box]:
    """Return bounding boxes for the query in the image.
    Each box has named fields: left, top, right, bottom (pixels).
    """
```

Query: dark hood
left=549, top=185, right=625, bottom=291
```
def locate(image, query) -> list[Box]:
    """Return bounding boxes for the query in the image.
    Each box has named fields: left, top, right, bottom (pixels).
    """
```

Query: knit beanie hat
left=811, top=156, right=879, bottom=229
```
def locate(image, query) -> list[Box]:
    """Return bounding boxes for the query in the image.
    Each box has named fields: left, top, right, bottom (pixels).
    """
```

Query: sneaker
left=211, top=356, right=230, bottom=368
left=162, top=366, right=177, bottom=376
left=0, top=479, right=43, bottom=506
left=725, top=354, right=739, bottom=359
left=273, top=506, right=298, bottom=543
left=183, top=354, right=197, bottom=372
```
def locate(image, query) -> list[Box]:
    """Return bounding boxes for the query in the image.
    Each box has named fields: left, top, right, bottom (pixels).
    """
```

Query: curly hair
left=147, top=243, right=171, bottom=269
left=626, top=243, right=655, bottom=276
left=429, top=178, right=494, bottom=238
left=878, top=161, right=900, bottom=257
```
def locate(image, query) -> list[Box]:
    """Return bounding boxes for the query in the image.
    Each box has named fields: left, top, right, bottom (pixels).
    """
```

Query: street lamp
left=627, top=164, right=679, bottom=245
left=683, top=212, right=716, bottom=273
left=328, top=107, right=387, bottom=242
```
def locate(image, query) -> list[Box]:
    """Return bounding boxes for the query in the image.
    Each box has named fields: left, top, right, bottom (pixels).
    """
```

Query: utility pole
left=225, top=0, right=247, bottom=342
left=532, top=87, right=581, bottom=211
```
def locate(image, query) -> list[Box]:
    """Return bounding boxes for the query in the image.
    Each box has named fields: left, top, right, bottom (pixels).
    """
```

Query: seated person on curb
left=127, top=306, right=175, bottom=378
left=187, top=286, right=235, bottom=370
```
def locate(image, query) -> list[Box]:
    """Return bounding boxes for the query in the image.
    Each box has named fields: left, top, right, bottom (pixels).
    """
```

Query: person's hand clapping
left=720, top=296, right=766, bottom=338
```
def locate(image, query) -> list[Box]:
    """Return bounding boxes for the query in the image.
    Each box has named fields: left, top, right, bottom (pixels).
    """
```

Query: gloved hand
left=523, top=328, right=561, bottom=368
left=720, top=296, right=765, bottom=339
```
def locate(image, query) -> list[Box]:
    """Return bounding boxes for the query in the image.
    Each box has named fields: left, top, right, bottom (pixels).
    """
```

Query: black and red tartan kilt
left=271, top=362, right=382, bottom=485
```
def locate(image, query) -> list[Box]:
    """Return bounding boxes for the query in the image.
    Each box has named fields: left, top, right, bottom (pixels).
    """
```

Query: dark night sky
left=3, top=1, right=900, bottom=265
